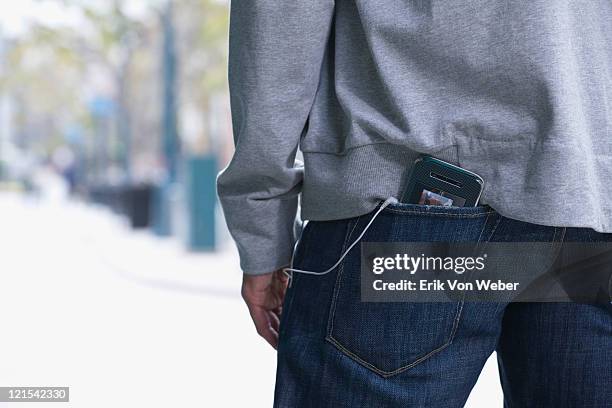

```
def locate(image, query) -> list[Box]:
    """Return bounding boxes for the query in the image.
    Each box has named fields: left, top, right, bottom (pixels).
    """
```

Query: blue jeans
left=274, top=203, right=612, bottom=408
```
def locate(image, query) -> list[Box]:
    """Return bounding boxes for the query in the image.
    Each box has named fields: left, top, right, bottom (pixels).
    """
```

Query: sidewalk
left=0, top=192, right=501, bottom=407
left=0, top=192, right=276, bottom=408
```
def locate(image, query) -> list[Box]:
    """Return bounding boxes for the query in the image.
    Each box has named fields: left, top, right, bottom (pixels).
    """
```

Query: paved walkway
left=0, top=192, right=501, bottom=407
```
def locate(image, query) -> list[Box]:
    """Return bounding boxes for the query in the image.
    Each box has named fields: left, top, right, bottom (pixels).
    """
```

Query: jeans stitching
left=448, top=212, right=498, bottom=345
left=476, top=212, right=492, bottom=243
left=557, top=227, right=567, bottom=243
left=326, top=217, right=362, bottom=339
left=279, top=224, right=312, bottom=338
left=383, top=208, right=495, bottom=217
left=325, top=335, right=455, bottom=378
left=608, top=269, right=612, bottom=303
left=325, top=210, right=496, bottom=378
left=486, top=214, right=503, bottom=243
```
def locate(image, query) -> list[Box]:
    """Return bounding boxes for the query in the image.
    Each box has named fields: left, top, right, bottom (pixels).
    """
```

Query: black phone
left=401, top=155, right=484, bottom=207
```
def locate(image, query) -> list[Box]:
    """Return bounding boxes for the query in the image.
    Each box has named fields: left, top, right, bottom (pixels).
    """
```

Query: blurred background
left=0, top=1, right=502, bottom=406
left=0, top=0, right=230, bottom=241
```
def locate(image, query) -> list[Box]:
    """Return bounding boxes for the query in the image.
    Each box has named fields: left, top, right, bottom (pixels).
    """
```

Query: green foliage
left=176, top=0, right=230, bottom=99
left=2, top=0, right=231, bottom=160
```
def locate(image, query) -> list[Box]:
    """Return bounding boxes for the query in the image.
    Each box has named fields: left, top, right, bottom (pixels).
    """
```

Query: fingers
left=247, top=304, right=279, bottom=349
left=274, top=268, right=289, bottom=286
left=242, top=269, right=290, bottom=349
left=268, top=309, right=281, bottom=334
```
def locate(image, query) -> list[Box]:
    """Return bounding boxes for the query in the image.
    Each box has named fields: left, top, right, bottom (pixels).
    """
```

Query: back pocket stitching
left=325, top=211, right=496, bottom=378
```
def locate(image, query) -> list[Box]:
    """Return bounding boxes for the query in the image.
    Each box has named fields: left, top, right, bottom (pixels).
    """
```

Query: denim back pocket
left=325, top=203, right=498, bottom=378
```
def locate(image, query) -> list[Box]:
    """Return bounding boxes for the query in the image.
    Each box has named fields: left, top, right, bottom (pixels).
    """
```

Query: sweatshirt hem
left=300, top=142, right=612, bottom=233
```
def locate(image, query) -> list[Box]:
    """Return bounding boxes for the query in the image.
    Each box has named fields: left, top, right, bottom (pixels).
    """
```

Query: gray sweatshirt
left=217, top=1, right=612, bottom=275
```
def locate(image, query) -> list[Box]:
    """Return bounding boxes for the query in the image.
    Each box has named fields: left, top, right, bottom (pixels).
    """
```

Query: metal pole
left=162, top=0, right=180, bottom=183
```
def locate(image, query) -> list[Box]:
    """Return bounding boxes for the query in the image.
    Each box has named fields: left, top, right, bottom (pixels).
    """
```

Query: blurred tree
left=0, top=26, right=87, bottom=156
left=175, top=0, right=229, bottom=155
left=67, top=1, right=148, bottom=182
left=1, top=0, right=232, bottom=187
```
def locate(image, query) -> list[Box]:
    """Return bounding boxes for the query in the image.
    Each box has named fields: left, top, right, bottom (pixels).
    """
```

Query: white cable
left=283, top=197, right=399, bottom=284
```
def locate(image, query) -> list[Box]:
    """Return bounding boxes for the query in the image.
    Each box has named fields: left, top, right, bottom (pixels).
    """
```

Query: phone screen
left=416, top=184, right=467, bottom=207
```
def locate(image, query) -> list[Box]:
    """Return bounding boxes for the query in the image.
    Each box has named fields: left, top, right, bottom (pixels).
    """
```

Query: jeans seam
left=279, top=276, right=297, bottom=339
left=447, top=212, right=498, bottom=348
left=486, top=214, right=502, bottom=242
left=325, top=335, right=455, bottom=378
left=325, top=210, right=496, bottom=378
left=476, top=212, right=492, bottom=243
left=383, top=208, right=495, bottom=217
left=608, top=268, right=612, bottom=303
left=279, top=225, right=312, bottom=338
left=557, top=227, right=567, bottom=243
left=326, top=216, right=362, bottom=341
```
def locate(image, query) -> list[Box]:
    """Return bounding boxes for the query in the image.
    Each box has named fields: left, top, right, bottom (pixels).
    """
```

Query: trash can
left=185, top=155, right=217, bottom=251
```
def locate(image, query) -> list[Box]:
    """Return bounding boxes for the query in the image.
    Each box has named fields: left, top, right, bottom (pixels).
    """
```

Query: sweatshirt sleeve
left=217, top=1, right=335, bottom=275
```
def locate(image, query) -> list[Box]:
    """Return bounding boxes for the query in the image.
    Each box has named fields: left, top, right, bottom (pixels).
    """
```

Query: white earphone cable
left=283, top=197, right=399, bottom=285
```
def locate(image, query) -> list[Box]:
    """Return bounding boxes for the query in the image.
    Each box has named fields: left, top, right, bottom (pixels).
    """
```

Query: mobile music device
left=401, top=155, right=484, bottom=207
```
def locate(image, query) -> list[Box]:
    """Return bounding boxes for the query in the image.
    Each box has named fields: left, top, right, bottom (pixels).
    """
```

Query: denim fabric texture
left=274, top=203, right=612, bottom=408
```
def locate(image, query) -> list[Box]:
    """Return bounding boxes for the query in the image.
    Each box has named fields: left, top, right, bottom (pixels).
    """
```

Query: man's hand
left=242, top=269, right=289, bottom=349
